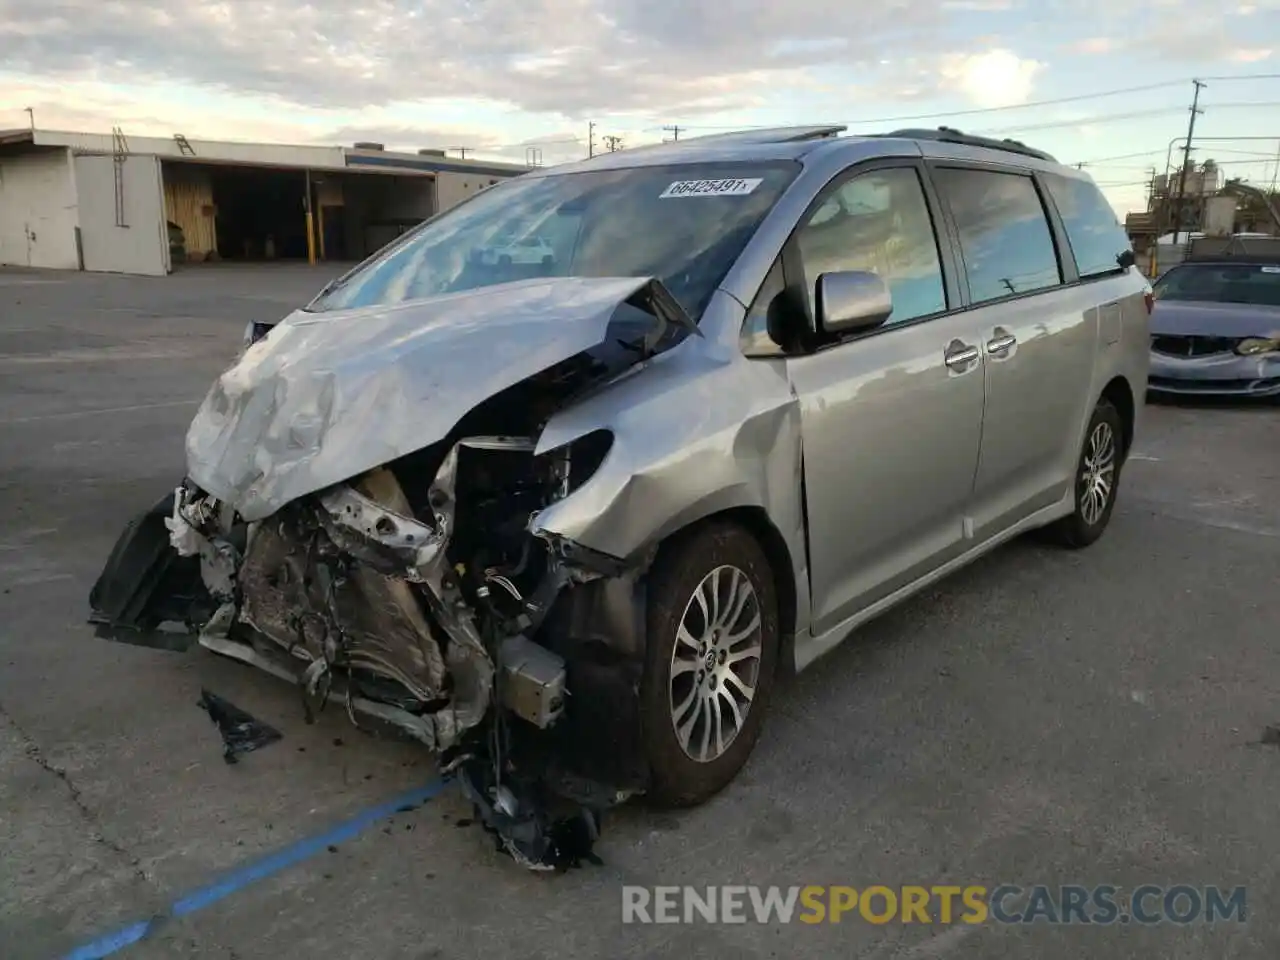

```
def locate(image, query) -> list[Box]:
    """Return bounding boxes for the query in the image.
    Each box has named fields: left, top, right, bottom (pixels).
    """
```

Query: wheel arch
left=1099, top=374, right=1136, bottom=460
left=650, top=504, right=799, bottom=678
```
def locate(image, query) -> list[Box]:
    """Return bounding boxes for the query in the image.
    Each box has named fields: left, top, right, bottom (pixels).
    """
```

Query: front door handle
left=944, top=342, right=980, bottom=369
left=986, top=332, right=1017, bottom=355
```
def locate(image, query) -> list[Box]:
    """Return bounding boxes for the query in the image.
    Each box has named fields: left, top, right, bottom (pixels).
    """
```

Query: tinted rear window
left=1153, top=262, right=1280, bottom=307
left=1043, top=173, right=1132, bottom=279
left=932, top=168, right=1062, bottom=304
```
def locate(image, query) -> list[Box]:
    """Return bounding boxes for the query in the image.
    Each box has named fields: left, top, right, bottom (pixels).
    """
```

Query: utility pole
left=449, top=146, right=470, bottom=159
left=1169, top=79, right=1205, bottom=247
left=24, top=106, right=33, bottom=130
left=588, top=121, right=596, bottom=158
left=662, top=125, right=682, bottom=142
left=603, top=135, right=623, bottom=152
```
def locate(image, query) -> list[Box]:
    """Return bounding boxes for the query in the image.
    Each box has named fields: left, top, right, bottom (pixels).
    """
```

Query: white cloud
left=1229, top=47, right=1273, bottom=62
left=941, top=0, right=1014, bottom=8
left=1070, top=37, right=1116, bottom=55
left=0, top=0, right=958, bottom=118
left=938, top=49, right=1043, bottom=108
left=1101, top=184, right=1149, bottom=216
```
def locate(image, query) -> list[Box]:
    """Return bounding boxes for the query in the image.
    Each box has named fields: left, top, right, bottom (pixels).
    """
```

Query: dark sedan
left=1148, top=257, right=1280, bottom=398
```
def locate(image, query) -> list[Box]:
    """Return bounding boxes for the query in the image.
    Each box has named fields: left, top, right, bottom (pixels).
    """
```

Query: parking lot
left=1, top=265, right=1278, bottom=960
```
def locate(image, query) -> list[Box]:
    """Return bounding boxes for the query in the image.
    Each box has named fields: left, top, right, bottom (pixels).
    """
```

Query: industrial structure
left=0, top=128, right=530, bottom=276
left=1125, top=158, right=1280, bottom=273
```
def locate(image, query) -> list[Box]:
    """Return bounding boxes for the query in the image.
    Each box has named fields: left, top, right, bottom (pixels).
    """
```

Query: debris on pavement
left=197, top=688, right=283, bottom=764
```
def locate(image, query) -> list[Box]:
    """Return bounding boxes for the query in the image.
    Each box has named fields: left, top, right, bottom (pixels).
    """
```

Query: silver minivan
left=91, top=125, right=1150, bottom=868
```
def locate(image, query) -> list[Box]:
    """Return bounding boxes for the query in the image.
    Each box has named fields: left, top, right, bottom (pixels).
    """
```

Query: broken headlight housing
left=241, top=321, right=274, bottom=352
left=539, top=429, right=614, bottom=501
left=1235, top=337, right=1280, bottom=356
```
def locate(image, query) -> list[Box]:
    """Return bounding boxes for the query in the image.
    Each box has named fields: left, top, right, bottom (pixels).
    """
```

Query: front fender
left=530, top=342, right=811, bottom=632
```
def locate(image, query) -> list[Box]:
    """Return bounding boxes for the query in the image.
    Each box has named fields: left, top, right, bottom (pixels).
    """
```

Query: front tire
left=640, top=521, right=779, bottom=808
left=1045, top=397, right=1124, bottom=548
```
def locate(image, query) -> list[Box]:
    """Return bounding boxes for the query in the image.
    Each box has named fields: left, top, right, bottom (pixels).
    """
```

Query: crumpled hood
left=1151, top=300, right=1280, bottom=337
left=186, top=276, right=670, bottom=521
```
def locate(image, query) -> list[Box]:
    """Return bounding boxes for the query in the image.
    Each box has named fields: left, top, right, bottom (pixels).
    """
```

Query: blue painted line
left=63, top=778, right=450, bottom=960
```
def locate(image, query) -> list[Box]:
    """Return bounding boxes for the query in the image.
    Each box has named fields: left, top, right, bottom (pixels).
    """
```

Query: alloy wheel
left=668, top=564, right=763, bottom=763
left=1080, top=421, right=1116, bottom=526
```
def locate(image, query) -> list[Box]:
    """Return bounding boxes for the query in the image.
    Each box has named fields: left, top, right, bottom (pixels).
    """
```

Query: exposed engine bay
left=90, top=279, right=694, bottom=871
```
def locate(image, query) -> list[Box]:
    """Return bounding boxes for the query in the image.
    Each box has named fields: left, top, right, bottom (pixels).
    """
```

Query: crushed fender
left=197, top=688, right=283, bottom=764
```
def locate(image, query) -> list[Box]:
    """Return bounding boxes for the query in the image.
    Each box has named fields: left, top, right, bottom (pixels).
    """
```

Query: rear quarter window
left=1043, top=173, right=1132, bottom=279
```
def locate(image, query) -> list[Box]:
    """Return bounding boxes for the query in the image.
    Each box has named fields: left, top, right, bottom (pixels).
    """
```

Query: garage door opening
left=211, top=166, right=309, bottom=261
left=162, top=162, right=436, bottom=267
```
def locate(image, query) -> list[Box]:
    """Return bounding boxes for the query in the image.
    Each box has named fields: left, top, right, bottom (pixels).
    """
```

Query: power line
left=972, top=101, right=1280, bottom=137
left=1198, top=72, right=1280, bottom=82
left=664, top=82, right=1184, bottom=131
left=1072, top=149, right=1167, bottom=165
left=1086, top=156, right=1279, bottom=171
left=662, top=72, right=1280, bottom=132
left=1070, top=137, right=1280, bottom=170
left=488, top=136, right=581, bottom=149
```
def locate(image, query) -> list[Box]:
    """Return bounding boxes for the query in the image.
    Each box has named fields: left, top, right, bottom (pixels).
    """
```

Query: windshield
left=1153, top=262, right=1280, bottom=307
left=308, top=161, right=800, bottom=318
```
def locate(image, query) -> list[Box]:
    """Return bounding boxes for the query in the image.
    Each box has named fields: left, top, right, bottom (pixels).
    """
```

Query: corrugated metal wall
left=162, top=164, right=217, bottom=258
left=74, top=155, right=169, bottom=276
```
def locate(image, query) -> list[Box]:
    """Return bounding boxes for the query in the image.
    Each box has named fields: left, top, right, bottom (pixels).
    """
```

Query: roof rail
left=674, top=125, right=848, bottom=146
left=879, top=126, right=1057, bottom=162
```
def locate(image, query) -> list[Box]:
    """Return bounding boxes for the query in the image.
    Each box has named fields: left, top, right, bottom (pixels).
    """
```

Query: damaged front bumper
left=88, top=277, right=713, bottom=870
left=90, top=439, right=648, bottom=869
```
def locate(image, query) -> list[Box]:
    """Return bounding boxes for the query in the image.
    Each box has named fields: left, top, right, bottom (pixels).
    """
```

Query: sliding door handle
left=944, top=343, right=980, bottom=369
left=986, top=333, right=1017, bottom=354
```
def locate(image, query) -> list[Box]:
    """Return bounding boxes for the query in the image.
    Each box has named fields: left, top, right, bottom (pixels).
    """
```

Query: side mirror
left=1117, top=249, right=1136, bottom=270
left=815, top=270, right=893, bottom=336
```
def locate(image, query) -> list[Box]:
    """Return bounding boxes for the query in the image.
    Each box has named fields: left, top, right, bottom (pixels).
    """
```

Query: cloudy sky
left=2, top=0, right=1278, bottom=212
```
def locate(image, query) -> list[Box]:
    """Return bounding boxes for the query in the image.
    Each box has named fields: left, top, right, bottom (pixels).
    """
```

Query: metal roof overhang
left=344, top=152, right=527, bottom=178
left=157, top=154, right=434, bottom=177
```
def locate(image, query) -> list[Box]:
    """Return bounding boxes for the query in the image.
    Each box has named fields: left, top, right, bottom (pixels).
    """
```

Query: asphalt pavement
left=1, top=265, right=1278, bottom=960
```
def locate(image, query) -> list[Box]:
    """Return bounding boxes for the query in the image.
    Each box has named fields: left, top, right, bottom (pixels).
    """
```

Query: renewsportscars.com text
left=621, top=885, right=1247, bottom=925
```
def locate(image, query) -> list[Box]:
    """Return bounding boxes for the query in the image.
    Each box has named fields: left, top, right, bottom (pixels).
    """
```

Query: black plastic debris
left=546, top=808, right=605, bottom=869
left=197, top=688, right=283, bottom=764
left=458, top=761, right=604, bottom=872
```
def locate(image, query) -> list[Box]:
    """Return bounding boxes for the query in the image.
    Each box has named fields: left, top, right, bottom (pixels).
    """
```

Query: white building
left=0, top=128, right=530, bottom=276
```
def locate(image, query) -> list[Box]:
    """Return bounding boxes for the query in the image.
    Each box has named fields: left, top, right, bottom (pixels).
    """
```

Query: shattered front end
left=88, top=277, right=692, bottom=870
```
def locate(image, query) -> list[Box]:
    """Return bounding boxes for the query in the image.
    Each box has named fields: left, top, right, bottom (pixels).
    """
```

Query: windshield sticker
left=1261, top=266, right=1280, bottom=273
left=659, top=178, right=763, bottom=199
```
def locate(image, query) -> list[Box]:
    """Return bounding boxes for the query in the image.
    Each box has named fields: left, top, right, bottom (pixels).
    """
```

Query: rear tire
left=640, top=522, right=779, bottom=808
left=1045, top=398, right=1124, bottom=549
